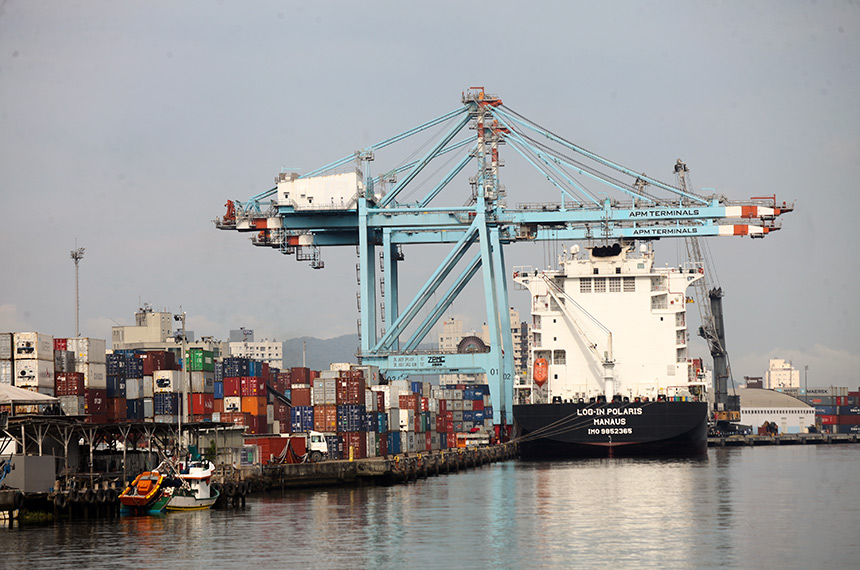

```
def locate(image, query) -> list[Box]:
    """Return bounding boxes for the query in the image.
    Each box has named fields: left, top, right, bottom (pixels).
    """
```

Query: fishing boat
left=119, top=463, right=177, bottom=515
left=166, top=459, right=219, bottom=511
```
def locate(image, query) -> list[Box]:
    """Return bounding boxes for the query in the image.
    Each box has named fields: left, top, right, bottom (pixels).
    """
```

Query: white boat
left=165, top=459, right=219, bottom=511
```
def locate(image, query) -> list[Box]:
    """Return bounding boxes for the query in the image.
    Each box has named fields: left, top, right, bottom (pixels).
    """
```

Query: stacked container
left=12, top=333, right=55, bottom=412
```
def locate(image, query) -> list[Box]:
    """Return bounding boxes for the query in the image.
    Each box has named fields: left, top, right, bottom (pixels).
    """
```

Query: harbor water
left=3, top=446, right=859, bottom=569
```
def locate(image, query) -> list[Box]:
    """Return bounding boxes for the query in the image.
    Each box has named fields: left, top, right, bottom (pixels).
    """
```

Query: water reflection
left=2, top=448, right=859, bottom=569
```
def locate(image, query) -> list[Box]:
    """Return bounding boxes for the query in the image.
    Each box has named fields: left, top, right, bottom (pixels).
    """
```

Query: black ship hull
left=514, top=400, right=708, bottom=459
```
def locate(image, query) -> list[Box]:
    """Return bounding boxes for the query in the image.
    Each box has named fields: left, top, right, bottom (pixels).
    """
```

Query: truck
left=245, top=431, right=329, bottom=464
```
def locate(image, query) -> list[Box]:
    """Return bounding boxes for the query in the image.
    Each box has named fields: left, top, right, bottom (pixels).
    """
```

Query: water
left=3, top=446, right=859, bottom=569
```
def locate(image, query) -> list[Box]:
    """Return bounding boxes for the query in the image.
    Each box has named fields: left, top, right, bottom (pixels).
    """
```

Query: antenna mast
left=71, top=244, right=85, bottom=337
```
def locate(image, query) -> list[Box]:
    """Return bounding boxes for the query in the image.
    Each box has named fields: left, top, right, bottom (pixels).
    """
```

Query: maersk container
left=13, top=332, right=54, bottom=361
left=67, top=337, right=106, bottom=364
left=75, top=362, right=107, bottom=389
left=154, top=393, right=179, bottom=415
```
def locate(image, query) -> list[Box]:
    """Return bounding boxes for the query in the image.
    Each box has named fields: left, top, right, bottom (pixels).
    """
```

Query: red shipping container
left=376, top=391, right=385, bottom=412
left=820, top=415, right=838, bottom=425
left=241, top=376, right=266, bottom=397
left=414, top=417, right=421, bottom=433
left=399, top=394, right=419, bottom=411
left=190, top=393, right=215, bottom=415
left=336, top=377, right=366, bottom=405
left=192, top=414, right=211, bottom=422
left=472, top=400, right=484, bottom=411
left=838, top=415, right=860, bottom=425
left=55, top=372, right=85, bottom=396
left=223, top=377, right=242, bottom=397
left=445, top=410, right=454, bottom=422
left=292, top=386, right=311, bottom=407
left=436, top=415, right=446, bottom=433
left=107, top=397, right=127, bottom=422
left=290, top=367, right=311, bottom=386
left=53, top=338, right=68, bottom=351
left=379, top=434, right=388, bottom=457
left=261, top=362, right=269, bottom=379
left=314, top=404, right=338, bottom=432
left=340, top=431, right=367, bottom=459
left=310, top=370, right=319, bottom=382
left=438, top=399, right=447, bottom=414
left=241, top=396, right=267, bottom=416
left=213, top=398, right=224, bottom=414
left=245, top=415, right=266, bottom=434
left=84, top=414, right=108, bottom=424
left=446, top=421, right=454, bottom=433
left=275, top=402, right=288, bottom=423
left=85, top=389, right=107, bottom=415
left=425, top=431, right=432, bottom=451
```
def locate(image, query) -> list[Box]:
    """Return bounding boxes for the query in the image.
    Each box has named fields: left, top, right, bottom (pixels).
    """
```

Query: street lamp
left=174, top=311, right=188, bottom=445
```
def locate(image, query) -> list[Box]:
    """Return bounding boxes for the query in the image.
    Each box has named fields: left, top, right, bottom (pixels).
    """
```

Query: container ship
left=512, top=240, right=709, bottom=458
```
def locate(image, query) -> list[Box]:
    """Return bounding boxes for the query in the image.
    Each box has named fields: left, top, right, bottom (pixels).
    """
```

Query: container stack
left=218, top=356, right=271, bottom=434
left=0, top=333, right=14, bottom=386
left=55, top=337, right=107, bottom=422
left=12, top=333, right=56, bottom=413
left=187, top=348, right=215, bottom=423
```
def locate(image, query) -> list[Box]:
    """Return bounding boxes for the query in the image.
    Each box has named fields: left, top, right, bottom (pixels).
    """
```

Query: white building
left=765, top=359, right=801, bottom=390
left=228, top=339, right=285, bottom=370
left=738, top=387, right=815, bottom=434
left=111, top=305, right=228, bottom=357
left=437, top=309, right=525, bottom=386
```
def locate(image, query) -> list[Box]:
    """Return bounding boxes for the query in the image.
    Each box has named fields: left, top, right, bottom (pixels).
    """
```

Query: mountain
left=281, top=334, right=360, bottom=371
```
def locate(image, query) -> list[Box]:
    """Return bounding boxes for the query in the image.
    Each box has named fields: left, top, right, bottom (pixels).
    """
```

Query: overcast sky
left=1, top=1, right=858, bottom=388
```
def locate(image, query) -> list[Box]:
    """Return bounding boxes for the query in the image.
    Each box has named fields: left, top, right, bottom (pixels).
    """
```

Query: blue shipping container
left=126, top=399, right=143, bottom=421
left=411, top=381, right=423, bottom=394
left=836, top=424, right=860, bottom=434
left=223, top=357, right=250, bottom=378
left=387, top=431, right=401, bottom=454
left=325, top=435, right=343, bottom=460
left=377, top=412, right=388, bottom=433
left=214, top=381, right=224, bottom=400
left=154, top=393, right=179, bottom=415
left=484, top=406, right=493, bottom=420
left=290, top=406, right=314, bottom=433
left=106, top=375, right=126, bottom=399
left=815, top=406, right=838, bottom=415
left=440, top=432, right=447, bottom=449
left=126, top=358, right=144, bottom=379
left=337, top=404, right=366, bottom=432
left=838, top=405, right=860, bottom=415
left=106, top=354, right=127, bottom=377
left=214, top=361, right=223, bottom=382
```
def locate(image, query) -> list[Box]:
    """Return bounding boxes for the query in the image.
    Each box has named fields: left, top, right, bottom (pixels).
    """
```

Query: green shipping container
left=186, top=348, right=215, bottom=372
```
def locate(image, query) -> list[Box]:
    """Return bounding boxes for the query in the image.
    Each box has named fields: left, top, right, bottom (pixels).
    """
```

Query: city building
left=228, top=336, right=286, bottom=370
left=111, top=305, right=228, bottom=358
left=765, top=358, right=801, bottom=390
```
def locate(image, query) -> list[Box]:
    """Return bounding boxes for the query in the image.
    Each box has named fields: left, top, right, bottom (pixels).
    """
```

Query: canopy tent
left=0, top=384, right=59, bottom=405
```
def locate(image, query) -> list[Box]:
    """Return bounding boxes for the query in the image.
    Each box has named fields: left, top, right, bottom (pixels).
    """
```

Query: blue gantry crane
left=216, top=88, right=792, bottom=430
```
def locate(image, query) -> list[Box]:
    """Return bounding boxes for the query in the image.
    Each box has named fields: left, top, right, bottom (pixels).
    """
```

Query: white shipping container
left=463, top=400, right=473, bottom=411
left=143, top=397, right=154, bottom=419
left=224, top=396, right=241, bottom=412
left=67, top=337, right=107, bottom=364
left=452, top=410, right=464, bottom=422
left=143, top=375, right=154, bottom=398
left=366, top=432, right=376, bottom=458
left=312, top=378, right=337, bottom=405
left=14, top=359, right=54, bottom=388
left=54, top=350, right=76, bottom=373
left=329, top=362, right=352, bottom=372
left=365, top=390, right=377, bottom=412
left=74, top=362, right=106, bottom=389
left=13, top=332, right=54, bottom=361
left=59, top=395, right=86, bottom=416
left=191, top=371, right=215, bottom=394
left=0, top=332, right=13, bottom=360
left=430, top=432, right=440, bottom=450
left=154, top=415, right=177, bottom=424
left=271, top=419, right=279, bottom=433
left=126, top=377, right=143, bottom=400
left=153, top=370, right=182, bottom=394
left=212, top=411, right=221, bottom=423
left=407, top=432, right=416, bottom=453
left=371, top=385, right=391, bottom=409
left=319, top=370, right=340, bottom=379
left=266, top=404, right=274, bottom=424
left=452, top=390, right=463, bottom=400
left=1, top=360, right=13, bottom=384
left=452, top=399, right=464, bottom=411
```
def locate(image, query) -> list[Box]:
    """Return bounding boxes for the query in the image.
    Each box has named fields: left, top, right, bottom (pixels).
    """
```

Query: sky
left=1, top=1, right=858, bottom=388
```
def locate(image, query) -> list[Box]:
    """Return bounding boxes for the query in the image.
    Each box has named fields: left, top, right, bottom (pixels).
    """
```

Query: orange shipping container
left=314, top=404, right=337, bottom=432
left=242, top=396, right=267, bottom=416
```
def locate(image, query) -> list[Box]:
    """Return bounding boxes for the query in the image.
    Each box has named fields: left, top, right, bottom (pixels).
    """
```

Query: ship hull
left=514, top=400, right=708, bottom=459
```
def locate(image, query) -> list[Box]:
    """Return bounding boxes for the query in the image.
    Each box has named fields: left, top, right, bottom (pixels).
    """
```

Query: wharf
left=708, top=433, right=860, bottom=447
left=258, top=444, right=517, bottom=492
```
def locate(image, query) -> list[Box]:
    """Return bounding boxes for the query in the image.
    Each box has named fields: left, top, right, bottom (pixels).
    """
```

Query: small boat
left=119, top=464, right=177, bottom=515
left=166, top=459, right=219, bottom=511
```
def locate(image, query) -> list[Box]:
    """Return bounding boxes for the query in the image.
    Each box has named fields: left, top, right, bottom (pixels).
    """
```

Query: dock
left=708, top=433, right=860, bottom=447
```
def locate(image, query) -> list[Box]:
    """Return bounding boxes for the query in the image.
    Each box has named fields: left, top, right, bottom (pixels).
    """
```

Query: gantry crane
left=215, top=89, right=792, bottom=430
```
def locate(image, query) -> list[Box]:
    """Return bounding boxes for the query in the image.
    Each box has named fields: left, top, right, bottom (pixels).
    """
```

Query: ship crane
left=215, top=89, right=793, bottom=433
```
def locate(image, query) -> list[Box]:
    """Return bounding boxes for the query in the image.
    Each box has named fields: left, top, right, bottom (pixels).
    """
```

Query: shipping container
left=106, top=353, right=127, bottom=376
left=838, top=405, right=860, bottom=416
left=191, top=370, right=215, bottom=393
left=126, top=398, right=144, bottom=421
left=337, top=404, right=366, bottom=432
left=314, top=404, right=338, bottom=432
left=143, top=397, right=154, bottom=419
left=54, top=350, right=76, bottom=373
left=340, top=431, right=367, bottom=459
left=213, top=398, right=224, bottom=414
left=190, top=393, right=215, bottom=415
left=85, top=389, right=107, bottom=415
left=142, top=375, right=153, bottom=398
left=153, top=393, right=179, bottom=416
left=13, top=332, right=54, bottom=361
left=223, top=376, right=241, bottom=397
left=126, top=377, right=143, bottom=400
left=106, top=375, right=127, bottom=398
left=240, top=376, right=266, bottom=397
left=241, top=396, right=267, bottom=416
left=325, top=435, right=343, bottom=460
left=387, top=431, right=401, bottom=455
left=14, top=359, right=55, bottom=388
left=0, top=360, right=13, bottom=385
left=819, top=415, right=838, bottom=425
left=290, top=367, right=311, bottom=386
left=58, top=394, right=86, bottom=416
left=291, top=386, right=312, bottom=407
left=186, top=348, right=215, bottom=372
left=0, top=332, right=14, bottom=360
left=835, top=424, right=860, bottom=434
left=107, top=397, right=127, bottom=422
left=313, top=378, right=338, bottom=405
left=55, top=371, right=85, bottom=396
left=214, top=381, right=224, bottom=400
left=154, top=370, right=183, bottom=393
left=223, top=396, right=242, bottom=413
left=336, top=376, right=366, bottom=405
left=139, top=351, right=176, bottom=375
left=67, top=337, right=106, bottom=364
left=290, top=406, right=314, bottom=433
left=75, top=362, right=107, bottom=389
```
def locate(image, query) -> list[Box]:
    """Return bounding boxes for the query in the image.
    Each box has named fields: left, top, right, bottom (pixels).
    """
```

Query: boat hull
left=166, top=489, right=219, bottom=511
left=514, top=400, right=708, bottom=458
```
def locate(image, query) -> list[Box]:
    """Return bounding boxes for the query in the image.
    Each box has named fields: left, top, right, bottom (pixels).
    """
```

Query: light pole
left=71, top=245, right=85, bottom=337
left=174, top=311, right=188, bottom=448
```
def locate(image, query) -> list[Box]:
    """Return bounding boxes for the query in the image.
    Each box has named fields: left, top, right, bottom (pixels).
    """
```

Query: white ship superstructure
left=514, top=241, right=706, bottom=405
